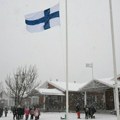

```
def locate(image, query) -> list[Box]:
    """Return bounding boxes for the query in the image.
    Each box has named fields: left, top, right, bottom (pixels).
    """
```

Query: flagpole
left=65, top=0, right=69, bottom=120
left=109, top=0, right=119, bottom=119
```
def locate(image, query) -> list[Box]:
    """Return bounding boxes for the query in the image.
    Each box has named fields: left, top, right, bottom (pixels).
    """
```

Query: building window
left=32, top=96, right=39, bottom=105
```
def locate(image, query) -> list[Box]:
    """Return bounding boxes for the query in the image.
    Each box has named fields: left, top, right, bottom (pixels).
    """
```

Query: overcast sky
left=0, top=0, right=120, bottom=84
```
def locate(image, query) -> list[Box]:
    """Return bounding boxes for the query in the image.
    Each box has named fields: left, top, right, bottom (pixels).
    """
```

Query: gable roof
left=80, top=77, right=120, bottom=91
left=35, top=88, right=64, bottom=96
left=40, top=76, right=120, bottom=93
left=40, top=80, right=87, bottom=92
left=96, top=77, right=120, bottom=87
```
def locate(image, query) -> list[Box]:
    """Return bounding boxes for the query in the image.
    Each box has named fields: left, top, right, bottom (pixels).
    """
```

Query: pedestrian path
left=0, top=111, right=117, bottom=120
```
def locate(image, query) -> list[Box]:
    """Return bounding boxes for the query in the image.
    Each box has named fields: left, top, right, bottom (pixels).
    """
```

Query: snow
left=96, top=78, right=120, bottom=88
left=40, top=78, right=120, bottom=93
left=0, top=111, right=117, bottom=120
left=35, top=88, right=65, bottom=96
left=46, top=81, right=87, bottom=92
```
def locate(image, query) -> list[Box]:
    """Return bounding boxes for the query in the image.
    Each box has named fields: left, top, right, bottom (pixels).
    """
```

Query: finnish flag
left=25, top=4, right=60, bottom=32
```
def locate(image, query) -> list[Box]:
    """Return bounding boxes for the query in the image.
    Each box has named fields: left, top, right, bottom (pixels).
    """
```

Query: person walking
left=12, top=106, right=18, bottom=120
left=75, top=103, right=81, bottom=119
left=4, top=107, right=8, bottom=117
left=0, top=107, right=3, bottom=117
left=21, top=106, right=24, bottom=119
left=24, top=107, right=30, bottom=120
left=89, top=105, right=96, bottom=118
left=84, top=105, right=89, bottom=119
left=17, top=105, right=21, bottom=120
left=34, top=108, right=40, bottom=120
left=30, top=107, right=34, bottom=120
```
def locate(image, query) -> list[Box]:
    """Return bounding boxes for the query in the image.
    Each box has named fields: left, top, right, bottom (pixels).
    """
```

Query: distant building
left=0, top=90, right=14, bottom=108
left=2, top=76, right=120, bottom=112
left=0, top=82, right=14, bottom=108
left=27, top=80, right=86, bottom=111
left=81, top=77, right=120, bottom=110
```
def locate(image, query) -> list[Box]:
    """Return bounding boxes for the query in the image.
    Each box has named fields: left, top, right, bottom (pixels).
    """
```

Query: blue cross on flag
left=25, top=4, right=60, bottom=32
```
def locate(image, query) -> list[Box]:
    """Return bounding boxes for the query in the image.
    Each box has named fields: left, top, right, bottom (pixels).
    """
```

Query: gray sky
left=0, top=0, right=120, bottom=84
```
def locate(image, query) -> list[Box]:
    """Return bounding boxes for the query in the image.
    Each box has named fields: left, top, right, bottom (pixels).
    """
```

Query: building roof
left=80, top=77, right=120, bottom=91
left=96, top=77, right=120, bottom=87
left=40, top=77, right=120, bottom=93
left=35, top=88, right=64, bottom=96
left=40, top=80, right=88, bottom=92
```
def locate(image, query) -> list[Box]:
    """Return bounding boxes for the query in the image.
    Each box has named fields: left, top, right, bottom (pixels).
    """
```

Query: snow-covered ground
left=0, top=111, right=117, bottom=120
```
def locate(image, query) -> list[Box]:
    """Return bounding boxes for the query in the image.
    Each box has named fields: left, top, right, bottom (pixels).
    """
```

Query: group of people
left=84, top=105, right=96, bottom=119
left=76, top=103, right=96, bottom=119
left=0, top=107, right=8, bottom=117
left=11, top=105, right=40, bottom=120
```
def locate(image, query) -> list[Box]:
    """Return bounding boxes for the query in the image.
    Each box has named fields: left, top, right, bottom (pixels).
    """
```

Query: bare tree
left=5, top=65, right=40, bottom=106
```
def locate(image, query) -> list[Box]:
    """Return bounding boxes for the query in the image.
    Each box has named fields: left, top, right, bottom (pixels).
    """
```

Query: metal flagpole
left=65, top=0, right=69, bottom=120
left=109, top=0, right=120, bottom=119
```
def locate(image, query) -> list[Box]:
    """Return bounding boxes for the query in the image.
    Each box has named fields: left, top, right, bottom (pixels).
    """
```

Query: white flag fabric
left=25, top=4, right=60, bottom=32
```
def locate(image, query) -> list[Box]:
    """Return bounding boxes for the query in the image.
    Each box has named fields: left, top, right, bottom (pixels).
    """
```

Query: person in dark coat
left=75, top=103, right=80, bottom=119
left=12, top=106, right=18, bottom=120
left=0, top=107, right=3, bottom=117
left=21, top=107, right=24, bottom=119
left=17, top=105, right=21, bottom=120
left=4, top=107, right=8, bottom=117
left=89, top=105, right=96, bottom=118
left=84, top=105, right=89, bottom=119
